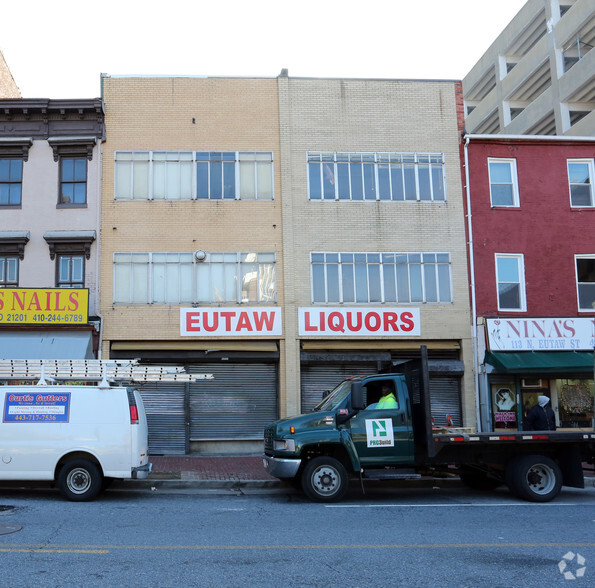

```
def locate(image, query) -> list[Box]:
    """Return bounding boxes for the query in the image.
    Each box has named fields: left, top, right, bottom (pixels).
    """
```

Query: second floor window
left=311, top=252, right=452, bottom=304
left=488, top=159, right=519, bottom=207
left=60, top=158, right=87, bottom=205
left=114, top=151, right=274, bottom=201
left=0, top=256, right=18, bottom=287
left=307, top=152, right=446, bottom=202
left=114, top=251, right=277, bottom=304
left=57, top=255, right=84, bottom=288
left=0, top=159, right=23, bottom=206
left=568, top=159, right=594, bottom=207
left=576, top=256, right=595, bottom=311
left=495, top=254, right=526, bottom=311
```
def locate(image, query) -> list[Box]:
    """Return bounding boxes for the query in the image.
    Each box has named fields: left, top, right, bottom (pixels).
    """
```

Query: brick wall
left=0, top=50, right=20, bottom=98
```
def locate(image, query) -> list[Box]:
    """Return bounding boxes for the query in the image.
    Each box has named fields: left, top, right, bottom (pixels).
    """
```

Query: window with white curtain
left=311, top=252, right=452, bottom=303
left=114, top=151, right=274, bottom=200
left=307, top=152, right=446, bottom=202
left=114, top=252, right=276, bottom=304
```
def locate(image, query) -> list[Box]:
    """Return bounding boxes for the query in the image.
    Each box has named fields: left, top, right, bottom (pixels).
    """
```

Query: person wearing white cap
left=525, top=395, right=557, bottom=431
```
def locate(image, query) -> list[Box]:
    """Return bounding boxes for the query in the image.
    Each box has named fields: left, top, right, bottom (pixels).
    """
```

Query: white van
left=0, top=383, right=151, bottom=501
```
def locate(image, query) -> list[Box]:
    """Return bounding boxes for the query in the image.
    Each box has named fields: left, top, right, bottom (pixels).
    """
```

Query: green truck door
left=348, top=381, right=413, bottom=466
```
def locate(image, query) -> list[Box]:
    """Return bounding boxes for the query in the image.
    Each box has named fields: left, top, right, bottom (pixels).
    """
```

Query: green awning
left=484, top=351, right=595, bottom=374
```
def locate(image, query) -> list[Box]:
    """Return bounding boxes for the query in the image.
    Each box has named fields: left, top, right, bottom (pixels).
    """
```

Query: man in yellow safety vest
left=377, top=384, right=398, bottom=409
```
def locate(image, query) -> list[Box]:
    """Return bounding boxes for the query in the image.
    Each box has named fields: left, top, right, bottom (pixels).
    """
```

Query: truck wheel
left=507, top=455, right=562, bottom=502
left=301, top=457, right=348, bottom=502
left=459, top=469, right=501, bottom=491
left=57, top=459, right=103, bottom=502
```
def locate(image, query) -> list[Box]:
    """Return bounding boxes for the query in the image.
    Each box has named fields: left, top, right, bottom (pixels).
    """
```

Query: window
left=43, top=231, right=95, bottom=289
left=0, top=256, right=18, bottom=287
left=57, top=255, right=84, bottom=288
left=48, top=137, right=94, bottom=208
left=568, top=160, right=594, bottom=207
left=113, top=252, right=277, bottom=304
left=307, top=152, right=445, bottom=202
left=114, top=151, right=274, bottom=201
left=60, top=157, right=87, bottom=205
left=575, top=256, right=595, bottom=311
left=0, top=159, right=23, bottom=206
left=495, top=254, right=526, bottom=311
left=311, top=252, right=452, bottom=303
left=488, top=159, right=519, bottom=207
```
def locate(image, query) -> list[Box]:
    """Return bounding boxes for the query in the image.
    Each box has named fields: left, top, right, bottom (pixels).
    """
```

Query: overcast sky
left=1, top=0, right=527, bottom=99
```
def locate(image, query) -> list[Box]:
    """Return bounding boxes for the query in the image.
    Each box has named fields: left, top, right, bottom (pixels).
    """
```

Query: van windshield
left=312, top=380, right=352, bottom=412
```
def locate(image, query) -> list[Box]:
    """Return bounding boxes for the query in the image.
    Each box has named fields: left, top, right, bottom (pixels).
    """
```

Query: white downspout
left=95, top=137, right=104, bottom=359
left=464, top=136, right=482, bottom=432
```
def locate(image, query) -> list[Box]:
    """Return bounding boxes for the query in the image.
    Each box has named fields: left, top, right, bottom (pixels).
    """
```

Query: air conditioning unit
left=522, top=378, right=543, bottom=388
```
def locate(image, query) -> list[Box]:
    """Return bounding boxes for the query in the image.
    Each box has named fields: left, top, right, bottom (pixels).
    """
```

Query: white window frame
left=114, top=151, right=274, bottom=201
left=113, top=251, right=277, bottom=304
left=575, top=254, right=595, bottom=312
left=306, top=152, right=446, bottom=202
left=488, top=158, right=519, bottom=207
left=568, top=159, right=595, bottom=208
left=495, top=253, right=526, bottom=312
left=310, top=252, right=452, bottom=304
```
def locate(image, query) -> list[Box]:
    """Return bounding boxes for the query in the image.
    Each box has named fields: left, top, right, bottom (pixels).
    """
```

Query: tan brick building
left=278, top=76, right=475, bottom=427
left=100, top=74, right=474, bottom=454
left=100, top=76, right=283, bottom=453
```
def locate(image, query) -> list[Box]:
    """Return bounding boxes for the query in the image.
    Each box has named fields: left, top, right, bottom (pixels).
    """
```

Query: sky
left=1, top=0, right=528, bottom=99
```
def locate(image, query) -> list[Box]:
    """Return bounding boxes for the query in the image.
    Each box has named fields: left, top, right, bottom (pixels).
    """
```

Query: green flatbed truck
left=263, top=346, right=595, bottom=503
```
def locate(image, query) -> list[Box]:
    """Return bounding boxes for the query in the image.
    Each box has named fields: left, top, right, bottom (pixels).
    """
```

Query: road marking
left=324, top=502, right=584, bottom=508
left=0, top=548, right=108, bottom=554
left=0, top=542, right=594, bottom=553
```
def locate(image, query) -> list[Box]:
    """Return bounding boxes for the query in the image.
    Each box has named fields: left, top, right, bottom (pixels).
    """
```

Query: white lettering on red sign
left=298, top=308, right=420, bottom=337
left=180, top=307, right=281, bottom=337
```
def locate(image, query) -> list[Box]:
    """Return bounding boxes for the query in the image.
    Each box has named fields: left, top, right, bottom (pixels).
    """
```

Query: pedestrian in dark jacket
left=525, top=395, right=557, bottom=431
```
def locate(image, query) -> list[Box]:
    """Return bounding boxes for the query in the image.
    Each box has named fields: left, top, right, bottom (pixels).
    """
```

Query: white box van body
left=0, top=384, right=151, bottom=501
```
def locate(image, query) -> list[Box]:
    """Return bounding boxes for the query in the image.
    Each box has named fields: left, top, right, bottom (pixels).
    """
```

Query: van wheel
left=506, top=455, right=562, bottom=502
left=58, top=459, right=103, bottom=502
left=301, top=457, right=348, bottom=502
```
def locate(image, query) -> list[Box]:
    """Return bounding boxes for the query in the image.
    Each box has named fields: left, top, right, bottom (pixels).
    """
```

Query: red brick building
left=464, top=135, right=595, bottom=431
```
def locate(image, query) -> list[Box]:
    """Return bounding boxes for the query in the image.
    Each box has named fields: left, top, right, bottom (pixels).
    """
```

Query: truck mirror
left=351, top=381, right=365, bottom=410
left=322, top=390, right=330, bottom=399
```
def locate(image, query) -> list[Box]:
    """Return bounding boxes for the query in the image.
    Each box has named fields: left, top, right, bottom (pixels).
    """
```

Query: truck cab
left=263, top=373, right=417, bottom=501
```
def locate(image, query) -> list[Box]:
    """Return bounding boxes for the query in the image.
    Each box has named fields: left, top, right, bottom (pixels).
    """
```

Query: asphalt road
left=0, top=484, right=593, bottom=587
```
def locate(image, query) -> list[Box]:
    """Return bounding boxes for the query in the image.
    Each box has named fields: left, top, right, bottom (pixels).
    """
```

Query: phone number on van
left=3, top=393, right=71, bottom=423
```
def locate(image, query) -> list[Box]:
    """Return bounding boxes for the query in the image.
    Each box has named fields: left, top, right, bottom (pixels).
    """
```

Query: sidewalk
left=117, top=455, right=595, bottom=492
left=148, top=455, right=276, bottom=482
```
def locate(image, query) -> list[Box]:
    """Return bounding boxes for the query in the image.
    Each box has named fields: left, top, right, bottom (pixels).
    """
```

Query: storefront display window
left=555, top=378, right=594, bottom=428
left=491, top=383, right=518, bottom=430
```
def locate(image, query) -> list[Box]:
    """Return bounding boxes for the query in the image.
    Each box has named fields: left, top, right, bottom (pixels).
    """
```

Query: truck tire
left=459, top=468, right=501, bottom=491
left=301, top=456, right=348, bottom=503
left=507, top=455, right=562, bottom=502
left=57, top=459, right=103, bottom=502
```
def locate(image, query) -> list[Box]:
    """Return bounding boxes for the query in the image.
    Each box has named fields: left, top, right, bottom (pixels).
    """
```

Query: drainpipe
left=95, top=137, right=104, bottom=359
left=463, top=136, right=482, bottom=432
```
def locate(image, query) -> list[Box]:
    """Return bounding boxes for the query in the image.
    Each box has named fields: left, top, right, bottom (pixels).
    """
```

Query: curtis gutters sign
left=487, top=318, right=595, bottom=351
left=0, top=288, right=89, bottom=325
